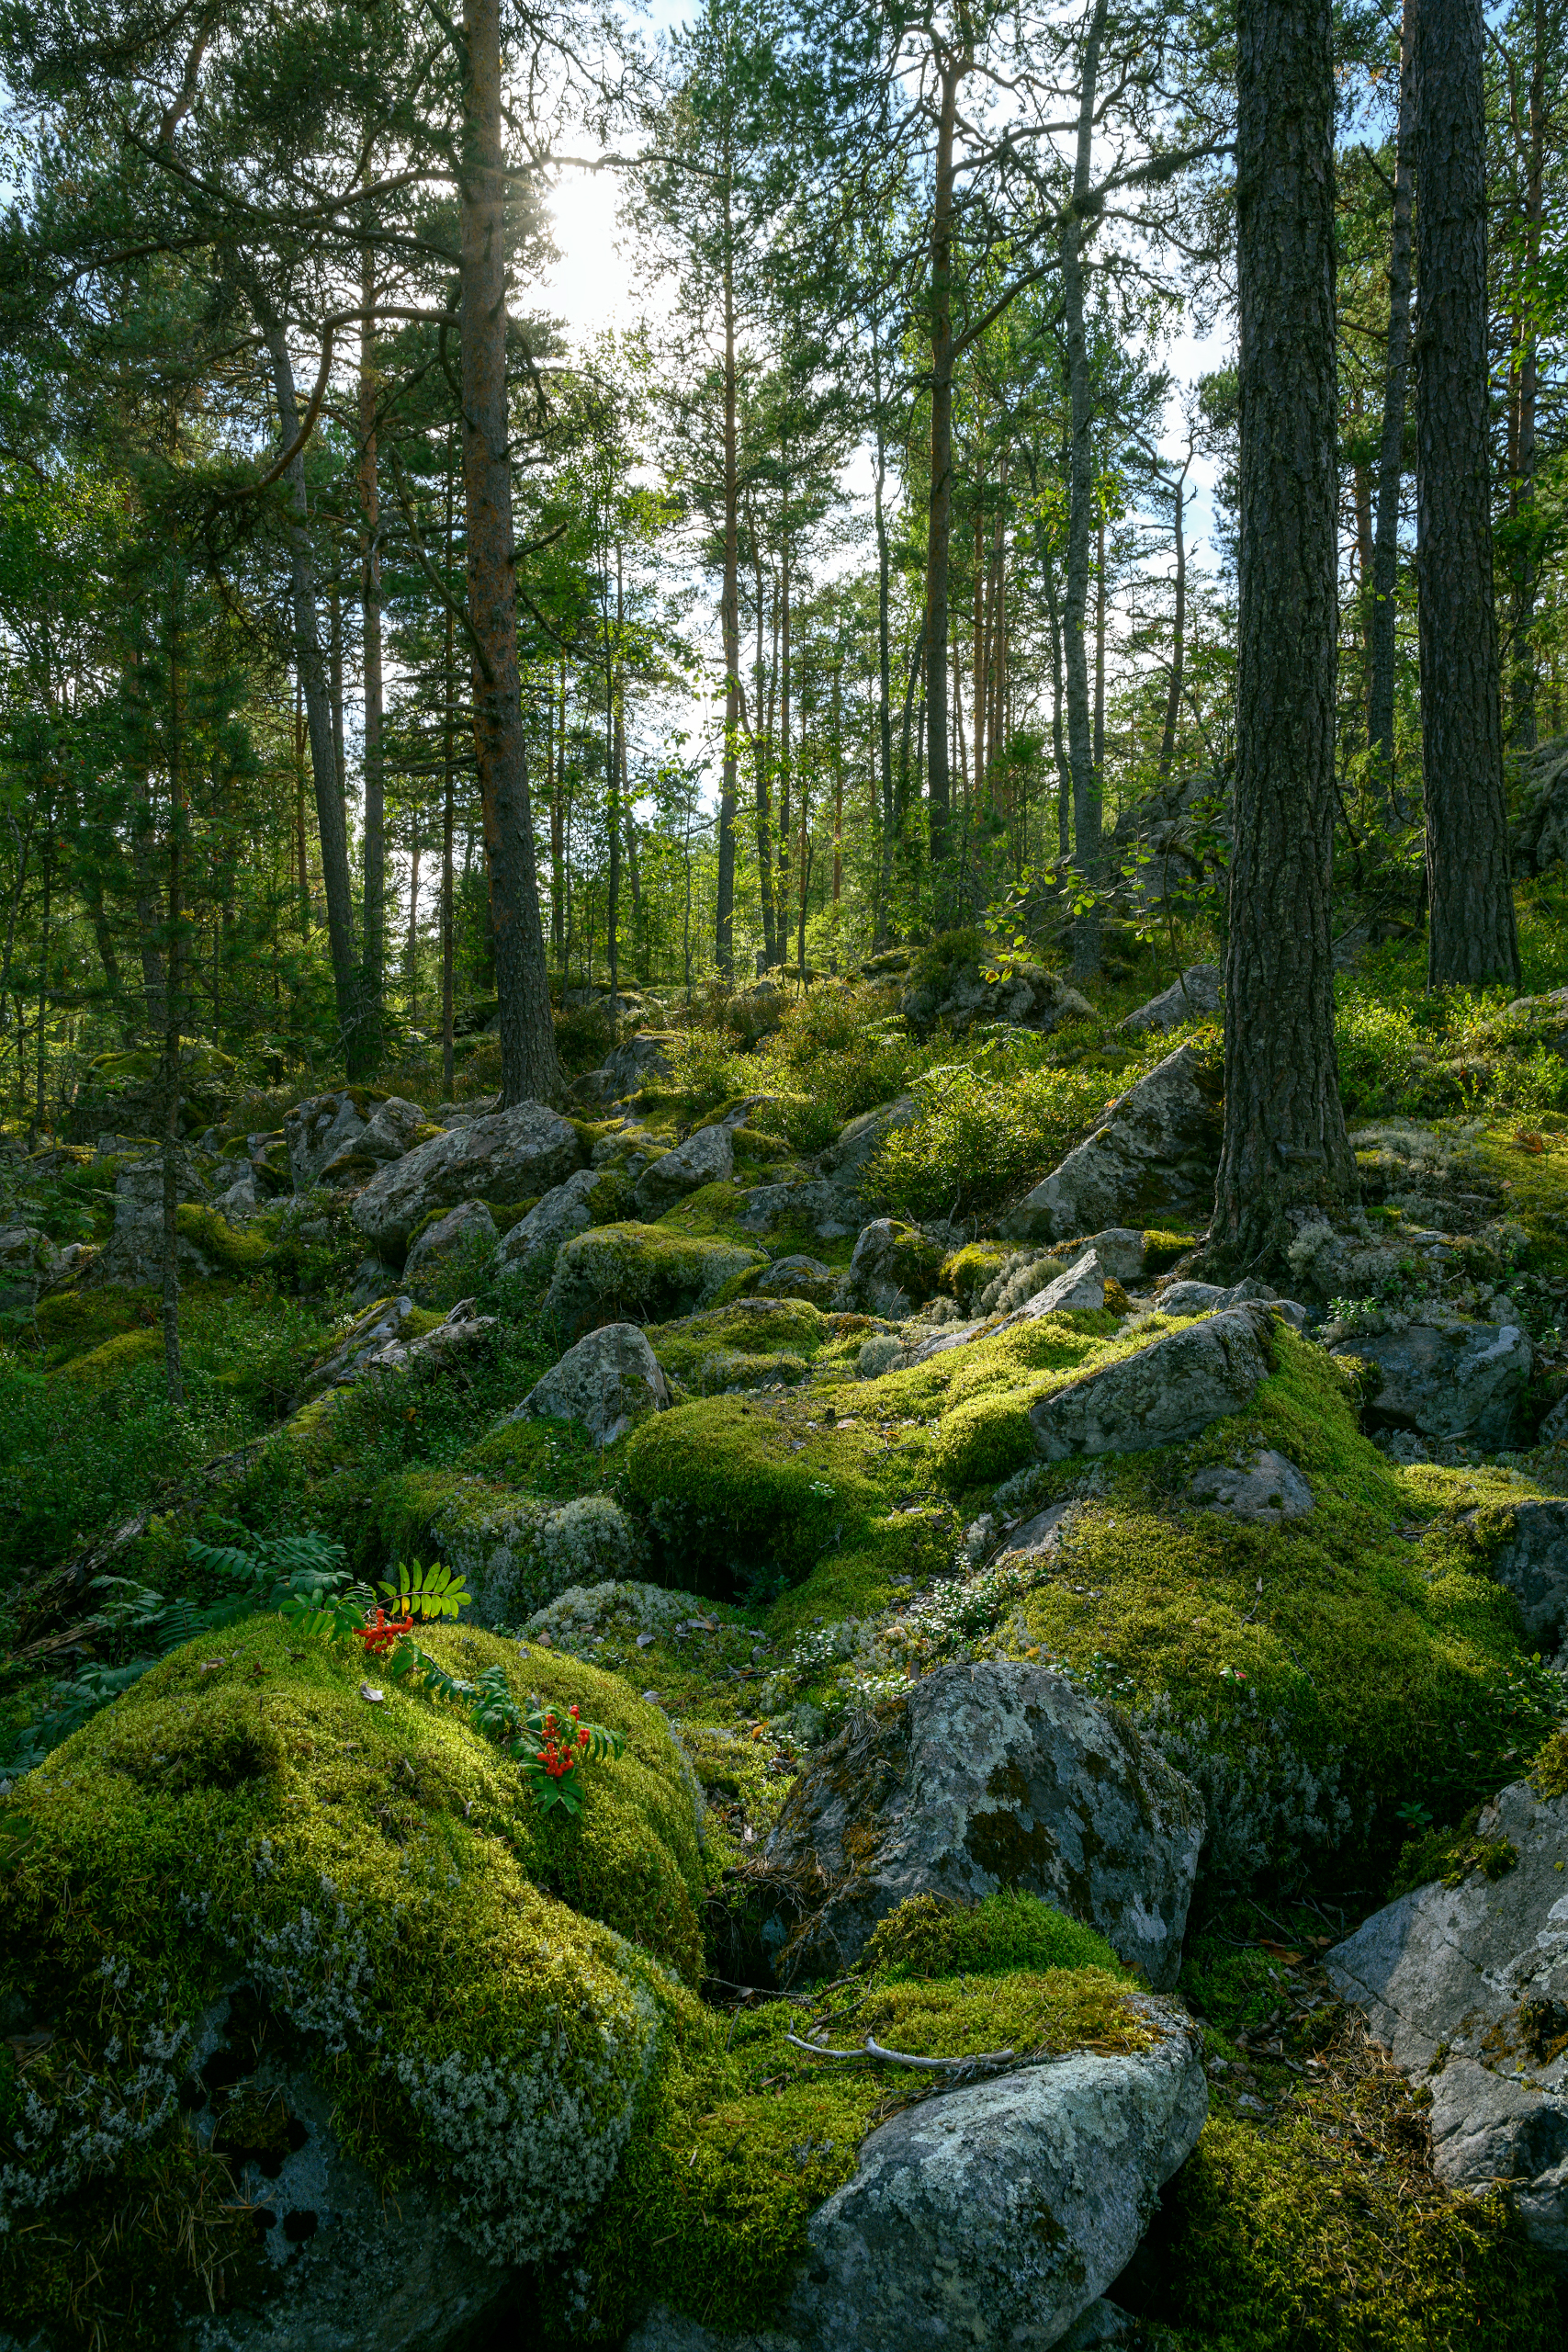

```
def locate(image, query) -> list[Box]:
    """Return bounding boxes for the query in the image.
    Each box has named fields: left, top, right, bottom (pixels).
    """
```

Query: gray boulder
left=174, top=2001, right=510, bottom=2352
left=1327, top=1776, right=1568, bottom=2261
left=0, top=1224, right=62, bottom=1310
left=352, top=1101, right=583, bottom=1256
left=844, top=1218, right=943, bottom=1318
left=603, top=1030, right=675, bottom=1099
left=296, top=1294, right=418, bottom=1400
left=496, top=1167, right=606, bottom=1270
left=1119, top=963, right=1223, bottom=1036
left=1480, top=1499, right=1568, bottom=1647
left=283, top=1089, right=425, bottom=1189
left=429, top=1486, right=642, bottom=1625
left=763, top=1659, right=1204, bottom=1989
left=1000, top=1045, right=1221, bottom=1244
left=739, top=1180, right=865, bottom=1242
left=1003, top=1248, right=1105, bottom=1320
left=403, top=1199, right=498, bottom=1295
left=754, top=1254, right=838, bottom=1305
left=545, top=1225, right=765, bottom=1338
left=348, top=1255, right=401, bottom=1307
left=785, top=2011, right=1207, bottom=2352
left=96, top=1150, right=212, bottom=1285
left=1030, top=1304, right=1274, bottom=1463
left=622, top=2009, right=1201, bottom=2352
left=819, top=1096, right=918, bottom=1179
left=513, top=1321, right=671, bottom=1447
left=635, top=1122, right=734, bottom=1215
left=1350, top=1318, right=1533, bottom=1448
left=1157, top=1277, right=1311, bottom=1330
left=1186, top=1447, right=1314, bottom=1527
left=213, top=1174, right=263, bottom=1222
left=902, top=956, right=1092, bottom=1041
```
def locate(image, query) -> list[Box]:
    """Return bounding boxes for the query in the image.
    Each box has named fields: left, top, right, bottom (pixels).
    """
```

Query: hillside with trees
left=4, top=5, right=1568, bottom=2349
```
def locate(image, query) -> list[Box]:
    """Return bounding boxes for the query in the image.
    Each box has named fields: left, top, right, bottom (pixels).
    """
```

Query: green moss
left=862, top=1890, right=1126, bottom=1981
left=1143, top=1228, right=1199, bottom=1274
left=939, top=1240, right=1010, bottom=1302
left=1529, top=1724, right=1568, bottom=1798
left=548, top=1222, right=767, bottom=1333
left=646, top=1298, right=834, bottom=1390
left=624, top=1396, right=883, bottom=1594
left=28, top=1286, right=146, bottom=1367
left=0, top=1613, right=708, bottom=2340
left=1156, top=2110, right=1557, bottom=2351
left=562, top=1958, right=1148, bottom=2344
left=1389, top=1807, right=1520, bottom=1899
left=175, top=1203, right=272, bottom=1278
left=58, top=1327, right=163, bottom=1393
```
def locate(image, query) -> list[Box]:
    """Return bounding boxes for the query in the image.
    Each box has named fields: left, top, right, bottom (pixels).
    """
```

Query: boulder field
left=6, top=989, right=1568, bottom=2349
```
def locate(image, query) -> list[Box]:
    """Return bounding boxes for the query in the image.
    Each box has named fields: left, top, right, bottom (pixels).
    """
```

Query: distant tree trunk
left=1414, top=0, right=1520, bottom=987
left=604, top=550, right=621, bottom=1007
left=873, top=364, right=896, bottom=943
left=1369, top=0, right=1416, bottom=803
left=256, top=303, right=367, bottom=1072
left=1092, top=512, right=1107, bottom=777
left=1064, top=0, right=1108, bottom=980
left=358, top=238, right=385, bottom=1065
left=1212, top=0, right=1356, bottom=1272
left=161, top=576, right=186, bottom=1408
left=715, top=163, right=740, bottom=981
left=459, top=0, right=561, bottom=1099
left=752, top=540, right=778, bottom=967
left=922, top=51, right=960, bottom=885
left=1158, top=464, right=1188, bottom=779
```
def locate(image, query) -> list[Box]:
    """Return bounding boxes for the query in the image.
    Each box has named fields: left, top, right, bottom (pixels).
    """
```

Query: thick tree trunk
left=1369, top=0, right=1416, bottom=802
left=715, top=169, right=740, bottom=980
left=358, top=240, right=385, bottom=1063
left=1414, top=0, right=1520, bottom=987
left=1064, top=0, right=1107, bottom=980
left=1212, top=0, right=1356, bottom=1272
left=922, top=52, right=959, bottom=883
left=257, top=308, right=367, bottom=1071
left=460, top=0, right=561, bottom=1098
left=1507, top=0, right=1546, bottom=750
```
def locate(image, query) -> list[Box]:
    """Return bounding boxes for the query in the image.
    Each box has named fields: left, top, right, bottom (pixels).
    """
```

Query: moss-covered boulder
left=0, top=1616, right=705, bottom=2348
left=546, top=1221, right=766, bottom=1339
left=646, top=1296, right=836, bottom=1393
left=378, top=1467, right=645, bottom=1624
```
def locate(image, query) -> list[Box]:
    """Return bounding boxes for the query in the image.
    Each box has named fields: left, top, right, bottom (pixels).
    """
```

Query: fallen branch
left=785, top=2032, right=1016, bottom=2072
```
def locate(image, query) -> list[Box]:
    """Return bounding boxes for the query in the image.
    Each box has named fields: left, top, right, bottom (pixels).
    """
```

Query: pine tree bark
left=1064, top=0, right=1108, bottom=980
left=1369, top=0, right=1416, bottom=804
left=1415, top=0, right=1520, bottom=987
left=922, top=48, right=960, bottom=886
left=1212, top=0, right=1356, bottom=1272
left=358, top=239, right=385, bottom=1064
left=256, top=305, right=367, bottom=1073
left=715, top=164, right=740, bottom=980
left=459, top=0, right=561, bottom=1099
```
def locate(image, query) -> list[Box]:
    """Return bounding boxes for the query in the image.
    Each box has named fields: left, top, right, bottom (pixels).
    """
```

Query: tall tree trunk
left=130, top=754, right=166, bottom=1033
left=605, top=549, right=621, bottom=1006
left=779, top=522, right=793, bottom=915
left=1508, top=0, right=1546, bottom=750
left=1213, top=0, right=1356, bottom=1271
left=1369, top=0, right=1416, bottom=801
left=257, top=303, right=367, bottom=1070
left=715, top=164, right=740, bottom=980
left=406, top=835, right=421, bottom=1027
left=460, top=0, right=561, bottom=1097
left=922, top=51, right=960, bottom=884
left=549, top=650, right=566, bottom=965
left=1064, top=0, right=1108, bottom=980
left=1092, top=512, right=1107, bottom=776
left=1415, top=0, right=1520, bottom=986
left=873, top=375, right=896, bottom=944
left=1158, top=466, right=1187, bottom=779
left=358, top=238, right=385, bottom=1064
left=162, top=576, right=186, bottom=1408
left=752, top=538, right=778, bottom=967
